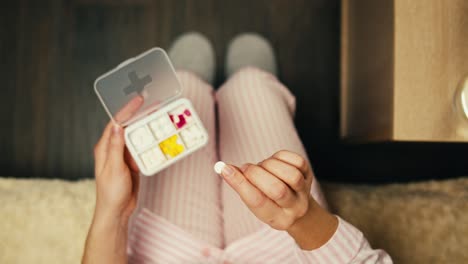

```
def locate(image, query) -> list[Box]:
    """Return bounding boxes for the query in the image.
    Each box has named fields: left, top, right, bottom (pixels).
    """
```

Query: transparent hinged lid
left=94, top=48, right=182, bottom=126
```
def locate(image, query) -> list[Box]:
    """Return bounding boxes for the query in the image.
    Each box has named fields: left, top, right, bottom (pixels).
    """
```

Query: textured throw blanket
left=1, top=177, right=467, bottom=264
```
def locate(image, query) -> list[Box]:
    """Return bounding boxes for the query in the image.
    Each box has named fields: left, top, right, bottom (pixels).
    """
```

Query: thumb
left=107, top=125, right=126, bottom=168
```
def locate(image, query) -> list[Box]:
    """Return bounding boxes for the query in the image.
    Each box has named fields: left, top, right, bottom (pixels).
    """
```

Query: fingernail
left=113, top=125, right=121, bottom=135
left=222, top=165, right=235, bottom=178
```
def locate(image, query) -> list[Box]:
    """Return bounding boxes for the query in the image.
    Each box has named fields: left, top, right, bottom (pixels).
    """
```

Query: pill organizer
left=94, top=48, right=208, bottom=176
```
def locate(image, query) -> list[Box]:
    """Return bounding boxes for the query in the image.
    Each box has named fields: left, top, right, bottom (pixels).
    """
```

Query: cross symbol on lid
left=124, top=71, right=152, bottom=95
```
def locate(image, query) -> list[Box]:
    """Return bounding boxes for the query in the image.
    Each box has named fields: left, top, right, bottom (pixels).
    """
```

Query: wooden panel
left=341, top=0, right=394, bottom=141
left=338, top=0, right=468, bottom=182
left=394, top=0, right=468, bottom=141
left=12, top=0, right=62, bottom=177
left=0, top=2, right=20, bottom=174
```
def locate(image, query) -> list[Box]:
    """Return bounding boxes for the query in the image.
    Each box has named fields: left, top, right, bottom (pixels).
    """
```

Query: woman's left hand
left=218, top=150, right=338, bottom=250
left=217, top=150, right=314, bottom=231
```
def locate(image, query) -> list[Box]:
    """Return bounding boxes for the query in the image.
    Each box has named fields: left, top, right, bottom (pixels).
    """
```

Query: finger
left=124, top=147, right=140, bottom=173
left=259, top=159, right=306, bottom=192
left=94, top=122, right=114, bottom=175
left=216, top=162, right=300, bottom=230
left=114, top=95, right=144, bottom=123
left=243, top=164, right=297, bottom=208
left=105, top=125, right=127, bottom=172
left=218, top=163, right=266, bottom=208
left=272, top=150, right=309, bottom=175
left=216, top=162, right=280, bottom=211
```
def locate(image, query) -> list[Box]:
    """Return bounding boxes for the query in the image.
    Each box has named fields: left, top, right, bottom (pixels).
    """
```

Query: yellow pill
left=159, top=135, right=185, bottom=158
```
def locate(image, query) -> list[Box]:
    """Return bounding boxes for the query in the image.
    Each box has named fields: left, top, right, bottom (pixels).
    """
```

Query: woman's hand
left=217, top=150, right=338, bottom=250
left=93, top=122, right=140, bottom=220
left=219, top=150, right=312, bottom=230
left=83, top=93, right=143, bottom=264
left=82, top=122, right=140, bottom=264
left=94, top=96, right=143, bottom=220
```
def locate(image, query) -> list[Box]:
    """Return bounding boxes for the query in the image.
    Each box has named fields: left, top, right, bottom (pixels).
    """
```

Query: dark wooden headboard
left=2, top=0, right=467, bottom=182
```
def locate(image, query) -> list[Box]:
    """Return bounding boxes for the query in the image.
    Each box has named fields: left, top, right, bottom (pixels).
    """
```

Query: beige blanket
left=1, top=177, right=467, bottom=264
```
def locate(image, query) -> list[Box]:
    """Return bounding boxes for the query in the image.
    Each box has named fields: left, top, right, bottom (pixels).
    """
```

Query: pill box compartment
left=124, top=98, right=208, bottom=175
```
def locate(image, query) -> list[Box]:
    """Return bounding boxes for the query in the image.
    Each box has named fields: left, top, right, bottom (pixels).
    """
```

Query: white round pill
left=214, top=161, right=226, bottom=174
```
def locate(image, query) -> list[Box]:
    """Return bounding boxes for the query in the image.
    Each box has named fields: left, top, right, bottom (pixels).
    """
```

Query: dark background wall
left=1, top=0, right=467, bottom=182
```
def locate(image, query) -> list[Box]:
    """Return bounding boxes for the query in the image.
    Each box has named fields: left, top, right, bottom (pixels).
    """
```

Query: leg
left=131, top=71, right=222, bottom=248
left=217, top=67, right=327, bottom=245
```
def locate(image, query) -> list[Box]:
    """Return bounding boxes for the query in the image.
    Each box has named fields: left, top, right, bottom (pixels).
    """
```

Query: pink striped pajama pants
left=128, top=67, right=392, bottom=263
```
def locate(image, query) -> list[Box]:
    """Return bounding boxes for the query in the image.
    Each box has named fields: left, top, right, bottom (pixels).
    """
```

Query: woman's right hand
left=93, top=95, right=144, bottom=220
left=83, top=122, right=140, bottom=264
left=93, top=122, right=140, bottom=220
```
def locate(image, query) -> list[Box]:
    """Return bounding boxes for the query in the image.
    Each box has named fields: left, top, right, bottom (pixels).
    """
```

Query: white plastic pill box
left=94, top=48, right=208, bottom=176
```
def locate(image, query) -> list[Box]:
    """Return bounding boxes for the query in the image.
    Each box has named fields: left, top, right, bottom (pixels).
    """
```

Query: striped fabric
left=128, top=68, right=392, bottom=263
